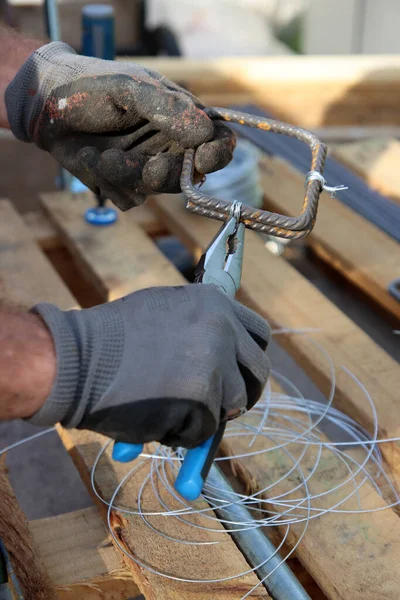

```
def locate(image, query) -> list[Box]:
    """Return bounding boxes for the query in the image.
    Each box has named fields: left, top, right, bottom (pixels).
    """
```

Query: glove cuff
left=5, top=41, right=77, bottom=142
left=26, top=301, right=125, bottom=430
left=26, top=303, right=81, bottom=427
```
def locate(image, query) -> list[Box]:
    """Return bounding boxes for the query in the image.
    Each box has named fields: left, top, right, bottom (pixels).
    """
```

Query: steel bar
left=181, top=108, right=327, bottom=240
left=230, top=104, right=400, bottom=242
left=207, top=466, right=311, bottom=600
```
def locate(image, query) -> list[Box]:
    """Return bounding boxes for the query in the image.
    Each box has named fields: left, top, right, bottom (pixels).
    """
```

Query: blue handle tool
left=113, top=202, right=244, bottom=501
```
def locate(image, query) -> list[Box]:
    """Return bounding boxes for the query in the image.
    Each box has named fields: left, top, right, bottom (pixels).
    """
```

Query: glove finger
left=142, top=152, right=183, bottom=194
left=81, top=398, right=217, bottom=449
left=194, top=121, right=236, bottom=174
left=235, top=322, right=271, bottom=410
left=77, top=146, right=147, bottom=209
left=221, top=364, right=248, bottom=417
left=232, top=302, right=271, bottom=351
left=116, top=78, right=214, bottom=148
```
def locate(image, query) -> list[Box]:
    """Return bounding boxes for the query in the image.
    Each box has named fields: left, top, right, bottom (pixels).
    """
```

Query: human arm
left=1, top=25, right=236, bottom=209
left=0, top=308, right=56, bottom=420
left=0, top=287, right=270, bottom=448
left=0, top=26, right=41, bottom=129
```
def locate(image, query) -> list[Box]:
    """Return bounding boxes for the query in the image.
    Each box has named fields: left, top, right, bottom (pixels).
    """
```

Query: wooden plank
left=0, top=200, right=77, bottom=310
left=221, top=409, right=400, bottom=600
left=30, top=508, right=140, bottom=600
left=0, top=197, right=267, bottom=599
left=258, top=154, right=400, bottom=321
left=333, top=138, right=400, bottom=203
left=150, top=196, right=400, bottom=479
left=58, top=428, right=269, bottom=600
left=131, top=56, right=400, bottom=128
left=40, top=192, right=186, bottom=301
left=23, top=210, right=62, bottom=250
left=0, top=458, right=57, bottom=599
left=48, top=192, right=400, bottom=600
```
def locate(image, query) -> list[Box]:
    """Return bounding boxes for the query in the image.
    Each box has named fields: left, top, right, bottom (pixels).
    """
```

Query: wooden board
left=258, top=154, right=400, bottom=321
left=59, top=428, right=270, bottom=600
left=150, top=196, right=400, bottom=479
left=40, top=192, right=185, bottom=301
left=132, top=56, right=400, bottom=128
left=0, top=458, right=57, bottom=600
left=23, top=210, right=61, bottom=251
left=38, top=189, right=400, bottom=598
left=333, top=138, right=400, bottom=203
left=0, top=199, right=267, bottom=600
left=0, top=200, right=77, bottom=311
left=30, top=508, right=140, bottom=600
left=223, top=412, right=400, bottom=600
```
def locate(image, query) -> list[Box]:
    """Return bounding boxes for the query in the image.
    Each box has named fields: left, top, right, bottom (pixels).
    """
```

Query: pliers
left=112, top=201, right=245, bottom=502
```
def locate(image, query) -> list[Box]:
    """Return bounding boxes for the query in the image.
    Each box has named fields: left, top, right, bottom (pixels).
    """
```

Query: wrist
left=0, top=26, right=42, bottom=130
left=0, top=309, right=56, bottom=420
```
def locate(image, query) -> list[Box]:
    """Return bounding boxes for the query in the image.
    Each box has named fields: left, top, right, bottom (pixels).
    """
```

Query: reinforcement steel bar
left=207, top=466, right=311, bottom=600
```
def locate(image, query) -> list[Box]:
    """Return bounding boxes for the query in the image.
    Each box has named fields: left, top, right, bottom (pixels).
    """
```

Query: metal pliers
left=112, top=201, right=245, bottom=502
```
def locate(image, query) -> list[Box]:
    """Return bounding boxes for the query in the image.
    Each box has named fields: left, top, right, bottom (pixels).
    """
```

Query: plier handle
left=112, top=202, right=245, bottom=502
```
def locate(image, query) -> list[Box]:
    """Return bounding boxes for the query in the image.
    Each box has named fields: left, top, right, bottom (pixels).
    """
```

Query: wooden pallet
left=0, top=181, right=399, bottom=599
left=1, top=55, right=399, bottom=600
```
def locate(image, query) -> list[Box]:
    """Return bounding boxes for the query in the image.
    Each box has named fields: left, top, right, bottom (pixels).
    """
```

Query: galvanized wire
left=180, top=107, right=327, bottom=240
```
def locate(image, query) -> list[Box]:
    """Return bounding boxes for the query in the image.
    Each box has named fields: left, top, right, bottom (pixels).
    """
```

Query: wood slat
left=258, top=154, right=400, bottom=321
left=333, top=138, right=400, bottom=203
left=40, top=192, right=185, bottom=301
left=23, top=210, right=61, bottom=251
left=30, top=508, right=140, bottom=600
left=59, top=428, right=269, bottom=600
left=0, top=198, right=267, bottom=600
left=225, top=405, right=400, bottom=600
left=133, top=56, right=400, bottom=128
left=150, top=196, right=400, bottom=479
left=0, top=458, right=57, bottom=599
left=0, top=200, right=77, bottom=311
left=40, top=190, right=400, bottom=599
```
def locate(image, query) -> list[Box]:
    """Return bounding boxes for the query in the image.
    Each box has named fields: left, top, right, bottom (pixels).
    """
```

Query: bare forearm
left=0, top=308, right=56, bottom=420
left=0, top=24, right=42, bottom=129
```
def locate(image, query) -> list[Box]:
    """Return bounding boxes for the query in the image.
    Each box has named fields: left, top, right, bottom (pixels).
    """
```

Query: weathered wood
left=0, top=199, right=268, bottom=599
left=58, top=427, right=269, bottom=600
left=23, top=211, right=62, bottom=250
left=333, top=138, right=400, bottom=203
left=41, top=192, right=186, bottom=301
left=0, top=458, right=57, bottom=600
left=0, top=200, right=77, bottom=311
left=258, top=154, right=400, bottom=321
left=30, top=508, right=140, bottom=600
left=223, top=409, right=400, bottom=600
left=150, top=196, right=400, bottom=480
left=133, top=56, right=400, bottom=128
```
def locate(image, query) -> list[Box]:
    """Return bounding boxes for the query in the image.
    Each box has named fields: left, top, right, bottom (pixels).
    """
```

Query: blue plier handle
left=112, top=202, right=245, bottom=502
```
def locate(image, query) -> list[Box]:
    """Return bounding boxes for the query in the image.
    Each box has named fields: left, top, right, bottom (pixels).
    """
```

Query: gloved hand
left=28, top=286, right=270, bottom=449
left=5, top=42, right=235, bottom=210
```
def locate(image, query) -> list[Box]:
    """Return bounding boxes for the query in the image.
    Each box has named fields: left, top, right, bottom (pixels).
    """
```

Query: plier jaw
left=194, top=201, right=245, bottom=298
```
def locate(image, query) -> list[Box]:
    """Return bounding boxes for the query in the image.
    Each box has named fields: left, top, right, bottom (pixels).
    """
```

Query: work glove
left=28, top=286, right=270, bottom=449
left=5, top=42, right=235, bottom=210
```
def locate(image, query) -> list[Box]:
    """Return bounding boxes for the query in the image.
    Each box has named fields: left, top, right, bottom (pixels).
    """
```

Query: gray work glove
left=29, top=286, right=270, bottom=449
left=5, top=42, right=235, bottom=210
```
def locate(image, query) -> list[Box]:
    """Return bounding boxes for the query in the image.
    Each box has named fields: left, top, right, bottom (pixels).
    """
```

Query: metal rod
left=207, top=466, right=311, bottom=600
left=44, top=0, right=61, bottom=42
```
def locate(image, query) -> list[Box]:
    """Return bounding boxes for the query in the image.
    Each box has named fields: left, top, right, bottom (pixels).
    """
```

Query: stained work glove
left=28, top=286, right=270, bottom=448
left=5, top=42, right=235, bottom=210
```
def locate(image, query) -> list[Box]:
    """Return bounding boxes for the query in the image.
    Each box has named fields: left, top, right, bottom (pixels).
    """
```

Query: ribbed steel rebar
left=181, top=108, right=327, bottom=240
